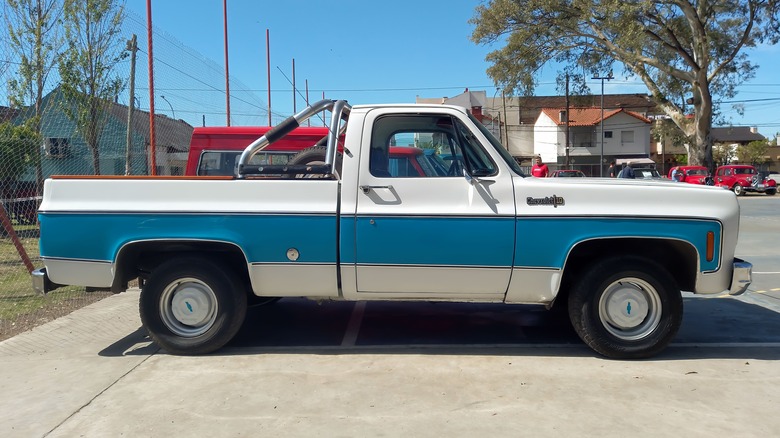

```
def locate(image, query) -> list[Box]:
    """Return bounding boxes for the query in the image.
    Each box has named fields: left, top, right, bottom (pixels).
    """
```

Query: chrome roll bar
left=236, top=99, right=351, bottom=178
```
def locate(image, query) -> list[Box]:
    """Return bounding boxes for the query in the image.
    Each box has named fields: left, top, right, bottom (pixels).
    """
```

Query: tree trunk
left=690, top=78, right=715, bottom=174
left=91, top=147, right=100, bottom=175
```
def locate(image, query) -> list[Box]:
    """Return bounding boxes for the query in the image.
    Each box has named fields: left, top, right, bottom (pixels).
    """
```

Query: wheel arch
left=555, top=237, right=697, bottom=307
left=112, top=239, right=252, bottom=293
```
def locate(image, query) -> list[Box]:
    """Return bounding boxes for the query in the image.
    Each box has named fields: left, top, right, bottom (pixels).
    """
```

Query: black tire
left=140, top=257, right=247, bottom=355
left=733, top=183, right=744, bottom=196
left=287, top=145, right=343, bottom=179
left=766, top=189, right=776, bottom=196
left=568, top=256, right=683, bottom=359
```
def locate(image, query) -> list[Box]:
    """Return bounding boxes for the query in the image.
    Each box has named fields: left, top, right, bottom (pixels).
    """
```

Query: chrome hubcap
left=160, top=278, right=218, bottom=337
left=598, top=277, right=661, bottom=341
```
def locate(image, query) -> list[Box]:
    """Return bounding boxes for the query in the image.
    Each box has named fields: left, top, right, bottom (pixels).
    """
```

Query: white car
left=763, top=170, right=780, bottom=184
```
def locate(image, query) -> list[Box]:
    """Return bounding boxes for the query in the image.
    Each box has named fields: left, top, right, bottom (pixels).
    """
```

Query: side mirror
left=470, top=168, right=493, bottom=177
left=464, top=167, right=493, bottom=185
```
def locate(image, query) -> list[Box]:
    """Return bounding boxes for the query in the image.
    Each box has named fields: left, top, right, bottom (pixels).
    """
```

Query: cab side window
left=369, top=114, right=489, bottom=178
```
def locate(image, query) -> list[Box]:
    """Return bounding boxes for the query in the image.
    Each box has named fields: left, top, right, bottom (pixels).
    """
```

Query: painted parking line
left=671, top=342, right=780, bottom=349
left=341, top=301, right=366, bottom=347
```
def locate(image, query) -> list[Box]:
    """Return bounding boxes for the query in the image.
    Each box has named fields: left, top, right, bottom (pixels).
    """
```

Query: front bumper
left=729, top=258, right=752, bottom=296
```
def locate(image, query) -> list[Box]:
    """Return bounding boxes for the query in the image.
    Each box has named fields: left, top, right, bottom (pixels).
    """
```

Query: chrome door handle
left=360, top=185, right=392, bottom=194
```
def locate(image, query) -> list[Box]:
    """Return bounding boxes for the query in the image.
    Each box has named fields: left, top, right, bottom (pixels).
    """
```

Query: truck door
left=352, top=111, right=516, bottom=299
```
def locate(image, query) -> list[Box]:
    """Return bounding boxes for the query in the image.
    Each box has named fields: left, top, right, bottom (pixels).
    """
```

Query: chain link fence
left=1, top=8, right=271, bottom=341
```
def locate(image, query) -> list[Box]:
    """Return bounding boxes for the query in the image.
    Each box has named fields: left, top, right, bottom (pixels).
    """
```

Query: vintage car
left=668, top=166, right=711, bottom=184
left=549, top=169, right=586, bottom=177
left=715, top=164, right=777, bottom=196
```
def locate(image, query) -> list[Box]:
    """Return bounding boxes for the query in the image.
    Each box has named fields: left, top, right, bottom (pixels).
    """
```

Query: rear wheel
left=568, top=256, right=683, bottom=359
left=140, top=257, right=247, bottom=355
left=733, top=183, right=744, bottom=196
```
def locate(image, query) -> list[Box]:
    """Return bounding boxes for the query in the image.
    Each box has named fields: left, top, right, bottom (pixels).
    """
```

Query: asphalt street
left=0, top=193, right=778, bottom=437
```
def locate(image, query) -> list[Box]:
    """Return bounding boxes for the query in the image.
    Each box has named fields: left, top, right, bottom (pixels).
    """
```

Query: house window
left=604, top=131, right=613, bottom=139
left=573, top=133, right=592, bottom=147
left=43, top=138, right=70, bottom=158
left=621, top=131, right=635, bottom=144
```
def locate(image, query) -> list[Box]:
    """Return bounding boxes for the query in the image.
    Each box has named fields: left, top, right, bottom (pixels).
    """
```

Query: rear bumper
left=31, top=268, right=62, bottom=295
left=729, top=258, right=752, bottom=296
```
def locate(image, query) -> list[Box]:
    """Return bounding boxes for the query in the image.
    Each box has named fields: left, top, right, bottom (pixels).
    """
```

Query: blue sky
left=125, top=0, right=780, bottom=138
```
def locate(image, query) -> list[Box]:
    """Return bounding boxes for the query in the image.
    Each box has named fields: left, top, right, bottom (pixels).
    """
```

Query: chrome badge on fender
left=526, top=195, right=565, bottom=208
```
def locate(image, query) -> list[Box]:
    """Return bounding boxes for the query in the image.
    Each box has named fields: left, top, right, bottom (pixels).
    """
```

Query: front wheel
left=733, top=183, right=744, bottom=196
left=140, top=257, right=248, bottom=355
left=568, top=256, right=683, bottom=359
left=766, top=189, right=776, bottom=196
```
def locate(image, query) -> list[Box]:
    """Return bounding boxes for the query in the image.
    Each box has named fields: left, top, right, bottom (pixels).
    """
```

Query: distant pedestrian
left=608, top=161, right=618, bottom=178
left=531, top=156, right=549, bottom=177
left=618, top=161, right=635, bottom=179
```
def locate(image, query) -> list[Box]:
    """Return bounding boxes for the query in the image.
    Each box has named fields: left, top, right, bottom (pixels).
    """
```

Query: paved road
left=735, top=194, right=780, bottom=309
left=1, top=194, right=778, bottom=437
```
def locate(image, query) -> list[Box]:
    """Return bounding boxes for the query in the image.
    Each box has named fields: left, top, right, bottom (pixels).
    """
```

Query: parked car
left=715, top=164, right=777, bottom=196
left=632, top=168, right=663, bottom=180
left=668, top=166, right=711, bottom=185
left=759, top=170, right=780, bottom=184
left=549, top=169, right=586, bottom=177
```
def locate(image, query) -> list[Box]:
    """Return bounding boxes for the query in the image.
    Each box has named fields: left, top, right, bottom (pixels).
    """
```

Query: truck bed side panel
left=38, top=178, right=340, bottom=296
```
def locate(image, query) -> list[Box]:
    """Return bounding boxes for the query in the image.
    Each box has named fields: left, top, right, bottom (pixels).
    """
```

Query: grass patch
left=0, top=233, right=112, bottom=340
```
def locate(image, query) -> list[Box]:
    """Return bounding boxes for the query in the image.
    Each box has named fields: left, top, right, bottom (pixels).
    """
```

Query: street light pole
left=160, top=95, right=175, bottom=120
left=592, top=72, right=613, bottom=176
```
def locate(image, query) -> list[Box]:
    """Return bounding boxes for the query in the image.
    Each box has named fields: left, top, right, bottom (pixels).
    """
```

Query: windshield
left=635, top=168, right=660, bottom=178
left=687, top=168, right=708, bottom=176
left=468, top=113, right=525, bottom=176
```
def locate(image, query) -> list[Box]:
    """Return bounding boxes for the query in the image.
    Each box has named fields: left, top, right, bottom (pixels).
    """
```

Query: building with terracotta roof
left=534, top=107, right=653, bottom=174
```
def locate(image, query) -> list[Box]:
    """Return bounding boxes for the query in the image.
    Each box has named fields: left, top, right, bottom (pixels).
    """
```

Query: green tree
left=712, top=143, right=735, bottom=166
left=58, top=0, right=126, bottom=175
left=737, top=139, right=769, bottom=164
left=4, top=0, right=65, bottom=189
left=471, top=0, right=780, bottom=172
left=0, top=120, right=41, bottom=181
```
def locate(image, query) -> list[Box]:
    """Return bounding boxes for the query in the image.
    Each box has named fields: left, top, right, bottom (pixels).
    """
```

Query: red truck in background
left=186, top=126, right=452, bottom=177
left=185, top=126, right=330, bottom=176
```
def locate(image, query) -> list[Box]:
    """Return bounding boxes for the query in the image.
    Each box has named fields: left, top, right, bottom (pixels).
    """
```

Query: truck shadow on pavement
left=100, top=296, right=780, bottom=361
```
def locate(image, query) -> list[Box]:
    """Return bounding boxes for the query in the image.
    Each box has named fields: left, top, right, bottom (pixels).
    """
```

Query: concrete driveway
left=1, top=196, right=778, bottom=437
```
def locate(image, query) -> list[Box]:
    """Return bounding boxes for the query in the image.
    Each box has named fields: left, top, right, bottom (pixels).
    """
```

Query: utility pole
left=266, top=29, right=271, bottom=126
left=125, top=34, right=137, bottom=175
left=565, top=73, right=570, bottom=169
left=292, top=58, right=296, bottom=113
left=502, top=91, right=508, bottom=148
left=146, top=0, right=156, bottom=175
left=223, top=0, right=231, bottom=126
left=592, top=72, right=613, bottom=176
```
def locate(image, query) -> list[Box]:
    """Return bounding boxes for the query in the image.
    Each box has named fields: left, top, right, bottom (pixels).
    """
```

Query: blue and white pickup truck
left=33, top=99, right=752, bottom=359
